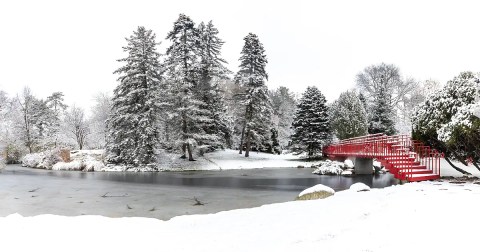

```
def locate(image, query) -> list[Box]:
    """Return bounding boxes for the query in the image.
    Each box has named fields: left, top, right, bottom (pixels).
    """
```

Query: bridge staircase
left=323, top=134, right=442, bottom=182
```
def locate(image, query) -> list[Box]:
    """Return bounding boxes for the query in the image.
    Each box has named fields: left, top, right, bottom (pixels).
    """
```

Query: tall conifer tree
left=234, top=33, right=272, bottom=157
left=291, top=86, right=331, bottom=158
left=106, top=26, right=162, bottom=165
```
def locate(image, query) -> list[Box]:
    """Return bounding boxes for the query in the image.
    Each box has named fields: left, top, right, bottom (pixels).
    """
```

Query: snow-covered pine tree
left=291, top=86, right=331, bottom=159
left=197, top=21, right=232, bottom=149
left=234, top=33, right=272, bottom=157
left=164, top=14, right=216, bottom=160
left=368, top=85, right=396, bottom=135
left=46, top=92, right=67, bottom=148
left=331, top=90, right=368, bottom=140
left=269, top=86, right=296, bottom=150
left=106, top=26, right=162, bottom=166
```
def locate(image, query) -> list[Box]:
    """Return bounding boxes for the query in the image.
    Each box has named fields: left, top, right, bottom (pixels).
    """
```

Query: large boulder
left=296, top=184, right=335, bottom=200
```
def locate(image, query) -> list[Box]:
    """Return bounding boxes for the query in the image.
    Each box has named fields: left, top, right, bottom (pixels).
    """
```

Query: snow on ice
left=1, top=181, right=479, bottom=252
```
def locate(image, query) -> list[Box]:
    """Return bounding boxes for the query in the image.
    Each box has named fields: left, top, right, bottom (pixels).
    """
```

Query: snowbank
left=1, top=182, right=479, bottom=252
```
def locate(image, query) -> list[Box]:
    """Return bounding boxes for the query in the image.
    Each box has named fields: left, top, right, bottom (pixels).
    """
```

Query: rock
left=297, top=165, right=305, bottom=169
left=344, top=159, right=354, bottom=169
left=349, top=182, right=370, bottom=192
left=296, top=184, right=335, bottom=200
left=341, top=170, right=353, bottom=176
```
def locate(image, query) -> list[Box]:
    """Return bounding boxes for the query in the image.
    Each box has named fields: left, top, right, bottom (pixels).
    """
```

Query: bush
left=22, top=149, right=63, bottom=169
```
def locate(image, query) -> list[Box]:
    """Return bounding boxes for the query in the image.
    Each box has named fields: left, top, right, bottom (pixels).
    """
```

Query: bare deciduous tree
left=356, top=63, right=417, bottom=107
left=64, top=105, right=90, bottom=150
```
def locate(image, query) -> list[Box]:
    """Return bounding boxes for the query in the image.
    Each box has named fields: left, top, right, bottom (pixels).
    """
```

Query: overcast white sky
left=1, top=0, right=479, bottom=112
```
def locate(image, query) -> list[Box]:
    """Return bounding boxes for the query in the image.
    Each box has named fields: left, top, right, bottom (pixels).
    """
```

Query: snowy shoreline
left=1, top=180, right=479, bottom=252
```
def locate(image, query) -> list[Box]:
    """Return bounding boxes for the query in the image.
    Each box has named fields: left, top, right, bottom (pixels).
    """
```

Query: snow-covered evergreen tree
left=269, top=86, right=296, bottom=150
left=106, top=26, right=162, bottom=165
left=196, top=21, right=232, bottom=149
left=368, top=85, right=396, bottom=135
left=413, top=71, right=480, bottom=171
left=164, top=14, right=216, bottom=160
left=291, top=86, right=331, bottom=158
left=46, top=92, right=67, bottom=148
left=234, top=33, right=272, bottom=157
left=331, top=90, right=368, bottom=140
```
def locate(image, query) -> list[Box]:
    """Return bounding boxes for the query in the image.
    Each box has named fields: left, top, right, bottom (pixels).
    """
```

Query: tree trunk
left=187, top=143, right=194, bottom=161
left=445, top=157, right=471, bottom=175
left=181, top=143, right=187, bottom=159
left=452, top=152, right=469, bottom=167
left=472, top=162, right=480, bottom=172
left=245, top=130, right=251, bottom=158
left=239, top=124, right=245, bottom=154
left=181, top=112, right=187, bottom=159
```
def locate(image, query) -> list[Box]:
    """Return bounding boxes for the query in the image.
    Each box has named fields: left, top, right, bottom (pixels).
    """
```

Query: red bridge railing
left=323, top=134, right=442, bottom=181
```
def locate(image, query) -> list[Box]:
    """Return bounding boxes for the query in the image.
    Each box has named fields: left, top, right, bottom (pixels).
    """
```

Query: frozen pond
left=0, top=165, right=398, bottom=220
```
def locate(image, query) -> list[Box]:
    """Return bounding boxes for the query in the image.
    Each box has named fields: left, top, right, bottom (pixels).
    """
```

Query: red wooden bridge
left=323, top=134, right=442, bottom=182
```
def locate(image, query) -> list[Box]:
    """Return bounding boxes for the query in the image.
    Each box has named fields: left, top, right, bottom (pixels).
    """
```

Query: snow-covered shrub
left=84, top=160, right=105, bottom=172
left=21, top=149, right=67, bottom=169
left=297, top=184, right=335, bottom=200
left=312, top=160, right=345, bottom=175
left=52, top=160, right=83, bottom=171
left=349, top=182, right=370, bottom=192
left=5, top=144, right=23, bottom=164
left=22, top=153, right=44, bottom=168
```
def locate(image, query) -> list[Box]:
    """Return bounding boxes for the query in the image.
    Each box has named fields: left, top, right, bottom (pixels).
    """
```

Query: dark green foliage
left=291, top=86, right=331, bottom=158
left=368, top=86, right=396, bottom=135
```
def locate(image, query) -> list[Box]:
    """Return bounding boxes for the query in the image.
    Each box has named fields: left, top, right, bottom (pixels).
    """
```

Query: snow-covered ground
left=440, top=158, right=480, bottom=177
left=1, top=180, right=479, bottom=252
left=156, top=149, right=316, bottom=171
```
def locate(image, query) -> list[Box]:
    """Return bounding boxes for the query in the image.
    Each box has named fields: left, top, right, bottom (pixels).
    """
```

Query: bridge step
left=406, top=174, right=441, bottom=182
left=389, top=161, right=421, bottom=165
left=398, top=169, right=432, bottom=174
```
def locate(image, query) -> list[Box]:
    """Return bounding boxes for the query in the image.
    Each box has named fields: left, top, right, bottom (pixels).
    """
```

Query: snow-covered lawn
left=1, top=181, right=479, bottom=252
left=440, top=158, right=480, bottom=177
left=156, top=149, right=316, bottom=171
